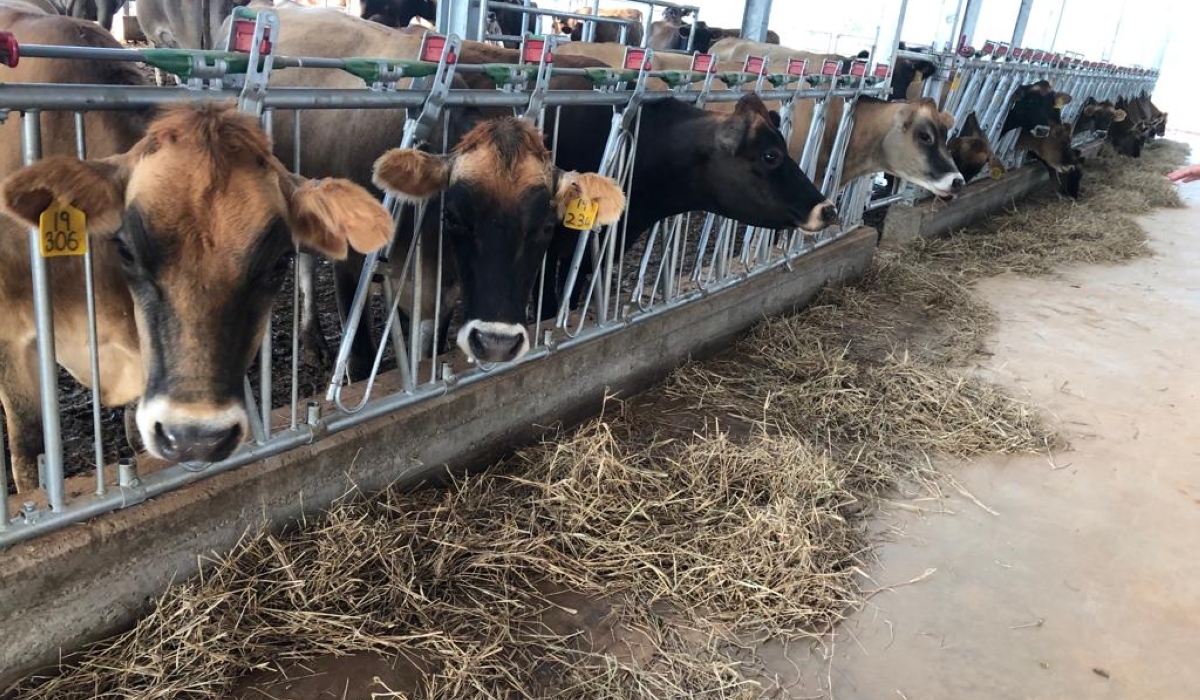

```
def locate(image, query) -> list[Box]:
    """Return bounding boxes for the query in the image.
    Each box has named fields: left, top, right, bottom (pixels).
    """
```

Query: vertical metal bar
left=740, top=0, right=771, bottom=44
left=258, top=110, right=274, bottom=440
left=21, top=111, right=65, bottom=512
left=74, top=111, right=107, bottom=496
left=585, top=0, right=600, bottom=42
left=1049, top=0, right=1068, bottom=51
left=0, top=418, right=8, bottom=530
left=290, top=110, right=302, bottom=430
left=956, top=0, right=984, bottom=49
left=1011, top=0, right=1034, bottom=46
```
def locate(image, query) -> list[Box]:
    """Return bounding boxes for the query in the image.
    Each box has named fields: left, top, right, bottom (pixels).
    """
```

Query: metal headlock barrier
left=0, top=6, right=892, bottom=547
left=872, top=38, right=1160, bottom=208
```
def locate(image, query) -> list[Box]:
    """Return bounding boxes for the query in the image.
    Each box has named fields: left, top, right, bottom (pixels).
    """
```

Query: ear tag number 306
left=562, top=198, right=600, bottom=231
left=39, top=200, right=87, bottom=258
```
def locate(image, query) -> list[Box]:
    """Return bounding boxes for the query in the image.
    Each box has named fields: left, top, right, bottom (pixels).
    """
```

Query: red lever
left=0, top=31, right=19, bottom=68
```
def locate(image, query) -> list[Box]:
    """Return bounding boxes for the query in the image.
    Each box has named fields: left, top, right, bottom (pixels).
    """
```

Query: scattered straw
left=904, top=139, right=1190, bottom=277
left=6, top=139, right=1188, bottom=699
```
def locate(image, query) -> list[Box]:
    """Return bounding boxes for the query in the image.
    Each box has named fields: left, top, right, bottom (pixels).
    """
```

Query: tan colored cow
left=0, top=10, right=391, bottom=490
left=710, top=38, right=964, bottom=196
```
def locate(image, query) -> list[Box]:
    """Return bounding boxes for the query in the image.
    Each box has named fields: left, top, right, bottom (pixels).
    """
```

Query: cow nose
left=820, top=203, right=839, bottom=225
left=468, top=327, right=527, bottom=363
left=950, top=176, right=966, bottom=192
left=153, top=421, right=243, bottom=464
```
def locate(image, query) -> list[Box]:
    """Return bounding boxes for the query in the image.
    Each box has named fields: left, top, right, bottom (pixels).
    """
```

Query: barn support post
left=1011, top=0, right=1033, bottom=46
left=439, top=0, right=479, bottom=42
left=955, top=0, right=984, bottom=49
left=740, top=0, right=773, bottom=44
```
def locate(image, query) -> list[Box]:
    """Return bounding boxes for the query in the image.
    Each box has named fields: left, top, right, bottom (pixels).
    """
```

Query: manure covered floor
left=767, top=161, right=1200, bottom=698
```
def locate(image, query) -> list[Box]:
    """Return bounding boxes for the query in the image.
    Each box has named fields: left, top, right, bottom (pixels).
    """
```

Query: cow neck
left=840, top=97, right=890, bottom=185
left=623, top=99, right=712, bottom=237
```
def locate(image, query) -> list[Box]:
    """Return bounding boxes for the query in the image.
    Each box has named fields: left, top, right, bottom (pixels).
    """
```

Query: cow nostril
left=821, top=205, right=839, bottom=224
left=154, top=421, right=180, bottom=460
left=951, top=177, right=966, bottom=191
left=468, top=328, right=525, bottom=362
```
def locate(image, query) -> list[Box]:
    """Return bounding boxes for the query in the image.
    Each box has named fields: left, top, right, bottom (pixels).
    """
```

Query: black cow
left=1003, top=81, right=1083, bottom=198
left=360, top=0, right=433, bottom=28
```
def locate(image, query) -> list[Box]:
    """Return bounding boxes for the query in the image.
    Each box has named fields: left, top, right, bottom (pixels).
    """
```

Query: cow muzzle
left=458, top=320, right=531, bottom=364
left=136, top=397, right=248, bottom=464
left=800, top=200, right=839, bottom=231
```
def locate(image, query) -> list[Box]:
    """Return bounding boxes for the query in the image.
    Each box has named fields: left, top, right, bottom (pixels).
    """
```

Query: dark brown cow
left=373, top=118, right=626, bottom=362
left=1003, top=81, right=1082, bottom=198
left=949, top=112, right=1004, bottom=183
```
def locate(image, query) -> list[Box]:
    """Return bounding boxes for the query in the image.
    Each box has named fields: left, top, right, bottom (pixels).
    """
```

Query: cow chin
left=457, top=320, right=531, bottom=364
left=136, top=396, right=249, bottom=465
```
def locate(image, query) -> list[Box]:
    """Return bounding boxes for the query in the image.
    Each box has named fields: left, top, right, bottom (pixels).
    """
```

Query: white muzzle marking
left=457, top=320, right=531, bottom=364
left=136, top=396, right=249, bottom=461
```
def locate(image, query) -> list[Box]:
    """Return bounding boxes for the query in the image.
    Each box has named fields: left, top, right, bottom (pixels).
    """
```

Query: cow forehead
left=450, top=145, right=554, bottom=204
left=125, top=148, right=287, bottom=249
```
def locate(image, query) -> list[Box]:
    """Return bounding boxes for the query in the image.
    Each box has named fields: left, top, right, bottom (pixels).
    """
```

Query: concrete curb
left=0, top=227, right=878, bottom=687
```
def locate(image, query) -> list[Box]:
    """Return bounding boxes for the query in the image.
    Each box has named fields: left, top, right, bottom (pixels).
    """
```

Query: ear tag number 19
left=563, top=198, right=600, bottom=231
left=39, top=200, right=87, bottom=258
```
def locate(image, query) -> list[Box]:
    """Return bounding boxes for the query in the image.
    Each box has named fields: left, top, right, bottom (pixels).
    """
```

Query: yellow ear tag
left=38, top=199, right=87, bottom=258
left=949, top=74, right=961, bottom=92
left=562, top=198, right=600, bottom=231
left=990, top=166, right=1004, bottom=180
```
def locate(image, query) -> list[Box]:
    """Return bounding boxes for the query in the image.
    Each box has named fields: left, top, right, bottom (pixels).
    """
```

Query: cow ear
left=1, top=155, right=128, bottom=237
left=1112, top=109, right=1127, bottom=123
left=767, top=110, right=782, bottom=130
left=961, top=112, right=982, bottom=136
left=556, top=171, right=626, bottom=226
left=285, top=176, right=392, bottom=261
left=938, top=110, right=956, bottom=130
left=372, top=148, right=451, bottom=203
left=1054, top=92, right=1073, bottom=108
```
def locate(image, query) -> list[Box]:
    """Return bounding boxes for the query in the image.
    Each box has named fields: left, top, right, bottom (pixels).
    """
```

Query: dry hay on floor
left=8, top=265, right=1056, bottom=700
left=903, top=138, right=1190, bottom=277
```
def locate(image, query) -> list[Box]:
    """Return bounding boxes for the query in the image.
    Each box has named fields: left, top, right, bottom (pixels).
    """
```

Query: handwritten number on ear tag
left=563, top=198, right=600, bottom=231
left=39, top=199, right=87, bottom=258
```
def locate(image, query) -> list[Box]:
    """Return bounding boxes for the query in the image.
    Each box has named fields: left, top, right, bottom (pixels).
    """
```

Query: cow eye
left=762, top=149, right=782, bottom=167
left=272, top=252, right=295, bottom=277
left=113, top=237, right=135, bottom=265
left=919, top=131, right=935, bottom=146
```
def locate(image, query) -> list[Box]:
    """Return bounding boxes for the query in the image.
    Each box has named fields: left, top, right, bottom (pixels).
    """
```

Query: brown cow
left=0, top=11, right=391, bottom=491
left=950, top=112, right=1005, bottom=183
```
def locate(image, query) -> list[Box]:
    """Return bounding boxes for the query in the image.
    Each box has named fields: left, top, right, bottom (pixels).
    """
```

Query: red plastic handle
left=0, top=31, right=19, bottom=68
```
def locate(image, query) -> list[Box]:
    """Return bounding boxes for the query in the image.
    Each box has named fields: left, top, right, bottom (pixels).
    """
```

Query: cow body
left=0, top=0, right=125, bottom=28
left=135, top=0, right=243, bottom=49
left=556, top=6, right=644, bottom=46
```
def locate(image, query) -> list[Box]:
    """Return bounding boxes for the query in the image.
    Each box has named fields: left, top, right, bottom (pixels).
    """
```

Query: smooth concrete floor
left=766, top=176, right=1200, bottom=699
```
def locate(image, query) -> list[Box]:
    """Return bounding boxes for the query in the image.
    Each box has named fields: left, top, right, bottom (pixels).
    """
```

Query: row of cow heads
left=1108, top=93, right=1168, bottom=158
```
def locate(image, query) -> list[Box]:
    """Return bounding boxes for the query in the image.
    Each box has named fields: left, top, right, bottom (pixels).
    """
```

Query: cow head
left=675, top=21, right=727, bottom=53
left=873, top=97, right=964, bottom=197
left=1, top=104, right=392, bottom=464
left=1108, top=102, right=1146, bottom=158
left=697, top=94, right=836, bottom=231
left=949, top=111, right=1004, bottom=183
left=373, top=117, right=626, bottom=364
left=1004, top=81, right=1071, bottom=135
left=1078, top=98, right=1126, bottom=133
left=1020, top=122, right=1084, bottom=197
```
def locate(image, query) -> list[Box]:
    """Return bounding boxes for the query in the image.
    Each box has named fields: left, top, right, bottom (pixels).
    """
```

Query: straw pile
left=905, top=139, right=1190, bottom=276
left=6, top=141, right=1188, bottom=700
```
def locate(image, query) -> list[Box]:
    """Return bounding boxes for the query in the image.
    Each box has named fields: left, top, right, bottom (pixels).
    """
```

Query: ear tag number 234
left=562, top=198, right=600, bottom=231
left=39, top=200, right=87, bottom=258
